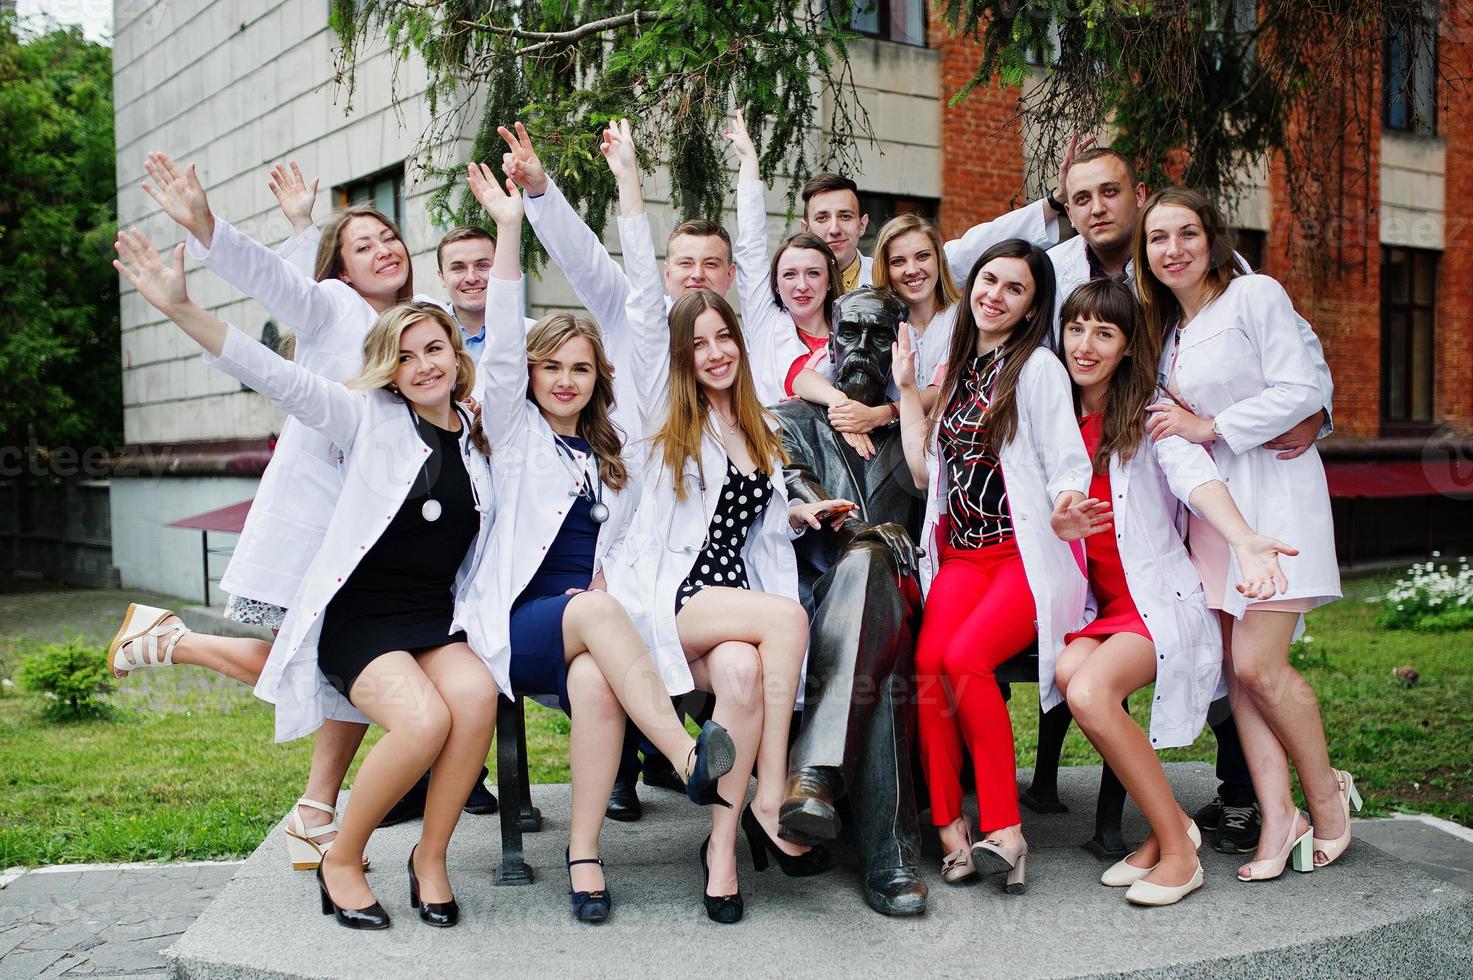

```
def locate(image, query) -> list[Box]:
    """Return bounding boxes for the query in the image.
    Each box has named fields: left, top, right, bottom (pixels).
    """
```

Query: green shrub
left=1374, top=554, right=1473, bottom=633
left=16, top=635, right=116, bottom=720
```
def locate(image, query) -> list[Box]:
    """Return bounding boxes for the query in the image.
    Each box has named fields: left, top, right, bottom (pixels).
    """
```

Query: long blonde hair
left=870, top=213, right=962, bottom=314
left=526, top=313, right=629, bottom=490
left=349, top=303, right=488, bottom=454
left=652, top=290, right=786, bottom=500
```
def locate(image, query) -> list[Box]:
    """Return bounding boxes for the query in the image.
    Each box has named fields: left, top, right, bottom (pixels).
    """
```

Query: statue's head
left=830, top=287, right=908, bottom=406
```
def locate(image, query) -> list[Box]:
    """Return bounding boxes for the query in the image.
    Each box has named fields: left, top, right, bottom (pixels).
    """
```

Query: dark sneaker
left=462, top=776, right=498, bottom=815
left=1214, top=801, right=1261, bottom=854
left=1193, top=795, right=1223, bottom=833
left=642, top=756, right=685, bottom=793
left=379, top=785, right=427, bottom=827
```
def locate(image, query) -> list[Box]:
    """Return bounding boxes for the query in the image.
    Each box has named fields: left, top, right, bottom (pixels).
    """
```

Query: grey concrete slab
left=1352, top=815, right=1473, bottom=895
left=168, top=764, right=1473, bottom=980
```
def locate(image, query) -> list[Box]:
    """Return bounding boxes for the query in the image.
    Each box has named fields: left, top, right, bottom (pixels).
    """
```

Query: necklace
left=551, top=433, right=608, bottom=524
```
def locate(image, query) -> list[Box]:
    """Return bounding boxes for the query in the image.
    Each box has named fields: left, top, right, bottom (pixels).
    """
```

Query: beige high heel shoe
left=1125, top=859, right=1204, bottom=907
left=108, top=603, right=189, bottom=678
left=1102, top=819, right=1202, bottom=887
left=1312, top=769, right=1363, bottom=867
left=1236, top=810, right=1314, bottom=881
left=971, top=834, right=1028, bottom=894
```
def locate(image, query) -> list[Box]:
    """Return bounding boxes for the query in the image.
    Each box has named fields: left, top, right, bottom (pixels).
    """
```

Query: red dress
left=1064, top=413, right=1153, bottom=644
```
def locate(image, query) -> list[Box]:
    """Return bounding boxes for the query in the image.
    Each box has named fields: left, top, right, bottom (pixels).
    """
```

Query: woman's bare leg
left=1060, top=634, right=1196, bottom=886
left=564, top=652, right=626, bottom=895
left=318, top=652, right=451, bottom=911
left=685, top=641, right=763, bottom=898
left=676, top=587, right=810, bottom=855
left=412, top=643, right=499, bottom=904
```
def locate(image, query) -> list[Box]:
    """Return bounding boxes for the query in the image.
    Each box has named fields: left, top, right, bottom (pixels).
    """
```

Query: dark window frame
left=855, top=191, right=939, bottom=257
left=334, top=164, right=406, bottom=228
left=1383, top=8, right=1439, bottom=135
left=1380, top=245, right=1439, bottom=431
left=848, top=0, right=928, bottom=48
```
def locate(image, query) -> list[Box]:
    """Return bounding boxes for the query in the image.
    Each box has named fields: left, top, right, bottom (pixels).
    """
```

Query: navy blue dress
left=508, top=435, right=600, bottom=713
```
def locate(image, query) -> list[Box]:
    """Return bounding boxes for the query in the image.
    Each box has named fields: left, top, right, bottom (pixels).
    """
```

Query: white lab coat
left=459, top=276, right=647, bottom=684
left=1047, top=236, right=1337, bottom=435
left=186, top=219, right=377, bottom=610
left=525, top=178, right=671, bottom=439
left=1159, top=274, right=1341, bottom=615
left=201, top=324, right=497, bottom=741
left=602, top=208, right=803, bottom=694
left=1098, top=433, right=1227, bottom=749
left=917, top=348, right=1093, bottom=713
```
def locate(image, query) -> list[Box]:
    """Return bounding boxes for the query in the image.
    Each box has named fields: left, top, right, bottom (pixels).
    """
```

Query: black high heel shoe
left=685, top=720, right=737, bottom=808
left=566, top=848, right=613, bottom=923
left=317, top=862, right=389, bottom=930
left=699, top=835, right=743, bottom=924
left=407, top=846, right=459, bottom=927
left=741, top=803, right=833, bottom=877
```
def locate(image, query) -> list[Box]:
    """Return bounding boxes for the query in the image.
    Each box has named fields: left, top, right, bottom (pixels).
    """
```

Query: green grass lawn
left=1, top=574, right=1468, bottom=867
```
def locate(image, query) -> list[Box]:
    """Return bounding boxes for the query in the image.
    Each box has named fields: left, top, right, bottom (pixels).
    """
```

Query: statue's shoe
left=778, top=767, right=843, bottom=843
left=864, top=866, right=927, bottom=917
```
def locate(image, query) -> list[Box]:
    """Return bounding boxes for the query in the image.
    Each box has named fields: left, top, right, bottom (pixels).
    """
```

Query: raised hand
left=891, top=322, right=919, bottom=392
left=599, top=118, right=639, bottom=182
left=466, top=161, right=523, bottom=228
left=722, top=111, right=759, bottom=182
left=1056, top=131, right=1097, bottom=204
left=1232, top=535, right=1297, bottom=600
left=267, top=160, right=319, bottom=234
left=497, top=122, right=548, bottom=196
left=1049, top=493, right=1112, bottom=542
left=141, top=152, right=215, bottom=245
left=113, top=228, right=191, bottom=317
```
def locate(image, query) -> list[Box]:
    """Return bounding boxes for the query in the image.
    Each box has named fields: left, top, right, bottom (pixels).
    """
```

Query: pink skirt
left=1188, top=514, right=1312, bottom=614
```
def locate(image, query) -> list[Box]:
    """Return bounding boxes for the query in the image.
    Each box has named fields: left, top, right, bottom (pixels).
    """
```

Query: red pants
left=915, top=531, right=1037, bottom=831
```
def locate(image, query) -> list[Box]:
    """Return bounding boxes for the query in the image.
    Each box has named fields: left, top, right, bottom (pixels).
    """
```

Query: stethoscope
left=550, top=432, right=609, bottom=524
left=406, top=401, right=483, bottom=523
left=665, top=468, right=713, bottom=555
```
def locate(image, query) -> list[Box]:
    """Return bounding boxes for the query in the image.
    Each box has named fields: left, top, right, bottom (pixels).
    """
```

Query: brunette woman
left=1135, top=188, right=1353, bottom=882
left=108, top=153, right=417, bottom=869
left=894, top=239, right=1105, bottom=894
left=600, top=121, right=852, bottom=923
left=1051, top=278, right=1295, bottom=906
left=462, top=162, right=734, bottom=923
left=114, top=228, right=498, bottom=930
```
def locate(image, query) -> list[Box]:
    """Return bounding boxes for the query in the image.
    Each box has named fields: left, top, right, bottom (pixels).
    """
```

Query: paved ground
left=18, top=765, right=1473, bottom=980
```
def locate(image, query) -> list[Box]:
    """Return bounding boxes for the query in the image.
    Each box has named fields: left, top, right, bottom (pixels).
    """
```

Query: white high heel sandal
left=108, top=603, right=190, bottom=678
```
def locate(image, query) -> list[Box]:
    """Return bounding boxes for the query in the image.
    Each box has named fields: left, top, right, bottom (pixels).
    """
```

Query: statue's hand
left=851, top=521, right=919, bottom=578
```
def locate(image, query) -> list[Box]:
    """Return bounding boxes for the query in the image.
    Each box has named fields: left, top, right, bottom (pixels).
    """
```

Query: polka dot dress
left=674, top=459, right=773, bottom=613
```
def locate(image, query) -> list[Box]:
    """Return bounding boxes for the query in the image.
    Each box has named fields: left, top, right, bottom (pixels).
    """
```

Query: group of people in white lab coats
left=104, top=116, right=1357, bottom=930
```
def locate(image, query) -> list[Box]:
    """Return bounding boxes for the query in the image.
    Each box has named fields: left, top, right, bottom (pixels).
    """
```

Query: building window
left=856, top=192, right=938, bottom=256
left=1381, top=246, right=1437, bottom=426
left=1232, top=228, right=1266, bottom=272
left=849, top=0, right=927, bottom=47
left=335, top=165, right=404, bottom=226
left=1023, top=15, right=1061, bottom=67
left=1384, top=6, right=1437, bottom=134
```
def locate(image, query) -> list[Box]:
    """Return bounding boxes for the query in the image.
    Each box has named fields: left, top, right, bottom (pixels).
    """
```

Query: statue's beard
left=835, top=352, right=891, bottom=405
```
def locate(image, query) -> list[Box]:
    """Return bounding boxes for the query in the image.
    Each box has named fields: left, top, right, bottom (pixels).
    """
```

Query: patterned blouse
left=938, top=348, right=1013, bottom=549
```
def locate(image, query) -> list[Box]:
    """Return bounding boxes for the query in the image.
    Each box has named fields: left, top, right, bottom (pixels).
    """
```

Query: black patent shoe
left=742, top=803, right=834, bottom=877
left=699, top=835, right=743, bottom=924
left=863, top=866, right=928, bottom=917
left=684, top=721, right=736, bottom=808
left=317, top=863, right=390, bottom=930
left=407, top=846, right=460, bottom=927
left=605, top=779, right=643, bottom=822
left=566, top=849, right=613, bottom=923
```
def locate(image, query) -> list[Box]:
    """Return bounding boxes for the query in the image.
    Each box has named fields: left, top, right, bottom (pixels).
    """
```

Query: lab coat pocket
left=1188, top=327, right=1260, bottom=404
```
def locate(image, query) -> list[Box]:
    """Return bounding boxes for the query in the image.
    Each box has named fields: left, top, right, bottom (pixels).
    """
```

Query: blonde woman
left=114, top=229, right=498, bottom=931
left=599, top=120, right=852, bottom=923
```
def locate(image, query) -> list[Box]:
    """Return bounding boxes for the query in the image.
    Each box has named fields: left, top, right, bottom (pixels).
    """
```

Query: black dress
left=317, top=419, right=479, bottom=699
left=674, top=459, right=773, bottom=613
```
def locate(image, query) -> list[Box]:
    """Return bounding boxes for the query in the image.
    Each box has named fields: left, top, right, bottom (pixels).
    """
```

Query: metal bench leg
left=516, top=701, right=542, bottom=832
left=494, top=697, right=534, bottom=885
left=1020, top=702, right=1071, bottom=813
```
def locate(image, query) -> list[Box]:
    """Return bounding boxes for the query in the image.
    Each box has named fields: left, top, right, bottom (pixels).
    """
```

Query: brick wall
left=1437, top=9, right=1473, bottom=436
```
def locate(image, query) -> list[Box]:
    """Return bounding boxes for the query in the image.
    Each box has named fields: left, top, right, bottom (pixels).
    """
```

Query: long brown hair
left=870, top=213, right=962, bottom=314
left=313, top=204, right=415, bottom=301
left=652, top=289, right=787, bottom=500
left=926, top=240, right=1057, bottom=450
left=526, top=313, right=629, bottom=491
left=1133, top=187, right=1240, bottom=345
left=769, top=232, right=842, bottom=330
left=1058, top=279, right=1159, bottom=473
left=349, top=303, right=489, bottom=455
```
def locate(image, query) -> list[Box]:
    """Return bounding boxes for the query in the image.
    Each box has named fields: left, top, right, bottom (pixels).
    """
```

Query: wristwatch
left=1047, top=191, right=1067, bottom=215
left=1210, top=418, right=1223, bottom=441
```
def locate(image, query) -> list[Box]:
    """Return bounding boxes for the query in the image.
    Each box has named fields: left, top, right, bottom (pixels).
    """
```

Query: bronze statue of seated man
left=771, top=287, right=928, bottom=916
